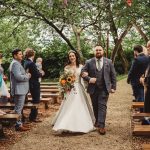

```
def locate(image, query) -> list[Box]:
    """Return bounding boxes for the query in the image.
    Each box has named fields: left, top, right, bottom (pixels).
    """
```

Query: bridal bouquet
left=59, top=69, right=76, bottom=99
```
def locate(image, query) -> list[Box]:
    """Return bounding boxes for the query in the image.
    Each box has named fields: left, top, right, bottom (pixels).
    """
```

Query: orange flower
left=60, top=79, right=66, bottom=85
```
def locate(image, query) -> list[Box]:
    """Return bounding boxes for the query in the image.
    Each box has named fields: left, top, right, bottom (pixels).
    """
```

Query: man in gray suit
left=9, top=48, right=31, bottom=131
left=81, top=45, right=116, bottom=135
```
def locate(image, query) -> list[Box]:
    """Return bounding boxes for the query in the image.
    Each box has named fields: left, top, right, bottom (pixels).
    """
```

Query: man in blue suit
left=127, top=45, right=149, bottom=105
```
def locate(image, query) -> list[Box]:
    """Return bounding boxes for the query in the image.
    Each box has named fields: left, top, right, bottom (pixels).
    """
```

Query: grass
left=117, top=74, right=127, bottom=81
left=42, top=78, right=59, bottom=82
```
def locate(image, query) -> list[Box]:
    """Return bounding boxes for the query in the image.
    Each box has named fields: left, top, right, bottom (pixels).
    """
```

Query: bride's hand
left=82, top=72, right=88, bottom=77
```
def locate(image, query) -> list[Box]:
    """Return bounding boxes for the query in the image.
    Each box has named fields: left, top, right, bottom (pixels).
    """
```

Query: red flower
left=126, top=0, right=132, bottom=7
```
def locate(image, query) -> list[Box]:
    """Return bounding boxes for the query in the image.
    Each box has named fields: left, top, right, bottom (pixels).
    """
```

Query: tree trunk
left=118, top=47, right=129, bottom=74
left=72, top=25, right=83, bottom=59
left=111, top=22, right=133, bottom=63
left=104, top=0, right=132, bottom=74
left=106, top=30, right=109, bottom=58
left=134, top=23, right=149, bottom=43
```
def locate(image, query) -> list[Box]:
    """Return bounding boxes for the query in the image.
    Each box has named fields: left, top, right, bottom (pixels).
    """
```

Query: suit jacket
left=24, top=58, right=42, bottom=83
left=81, top=57, right=116, bottom=94
left=127, top=53, right=149, bottom=86
left=9, top=59, right=29, bottom=96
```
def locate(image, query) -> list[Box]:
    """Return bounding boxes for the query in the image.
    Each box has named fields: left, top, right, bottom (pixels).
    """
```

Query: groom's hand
left=110, top=89, right=115, bottom=93
left=89, top=78, right=97, bottom=84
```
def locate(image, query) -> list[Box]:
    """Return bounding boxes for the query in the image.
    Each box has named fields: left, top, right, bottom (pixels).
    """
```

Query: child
left=36, top=57, right=44, bottom=82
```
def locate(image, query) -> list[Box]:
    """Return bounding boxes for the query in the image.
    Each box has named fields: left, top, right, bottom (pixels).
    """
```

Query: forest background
left=0, top=0, right=149, bottom=79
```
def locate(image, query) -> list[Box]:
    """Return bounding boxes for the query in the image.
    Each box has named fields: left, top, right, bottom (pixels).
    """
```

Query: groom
left=81, top=45, right=116, bottom=135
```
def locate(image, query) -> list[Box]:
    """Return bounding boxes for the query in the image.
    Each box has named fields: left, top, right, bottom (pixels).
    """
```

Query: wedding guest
left=9, top=48, right=31, bottom=131
left=0, top=52, right=9, bottom=101
left=127, top=45, right=149, bottom=110
left=24, top=48, right=44, bottom=122
left=140, top=41, right=150, bottom=124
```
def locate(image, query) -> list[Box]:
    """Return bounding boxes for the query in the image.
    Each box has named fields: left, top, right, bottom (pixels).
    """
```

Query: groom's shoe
left=94, top=122, right=99, bottom=128
left=98, top=128, right=106, bottom=135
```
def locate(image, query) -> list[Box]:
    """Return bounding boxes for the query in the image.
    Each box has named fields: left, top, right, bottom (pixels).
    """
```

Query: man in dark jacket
left=24, top=48, right=44, bottom=122
left=127, top=45, right=149, bottom=104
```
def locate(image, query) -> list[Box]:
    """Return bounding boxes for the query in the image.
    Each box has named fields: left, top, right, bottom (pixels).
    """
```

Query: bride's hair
left=67, top=50, right=80, bottom=67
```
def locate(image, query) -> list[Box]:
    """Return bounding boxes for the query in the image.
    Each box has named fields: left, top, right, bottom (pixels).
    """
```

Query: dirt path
left=10, top=79, right=133, bottom=150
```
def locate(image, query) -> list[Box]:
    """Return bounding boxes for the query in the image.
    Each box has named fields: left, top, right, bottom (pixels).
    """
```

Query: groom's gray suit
left=81, top=57, right=116, bottom=128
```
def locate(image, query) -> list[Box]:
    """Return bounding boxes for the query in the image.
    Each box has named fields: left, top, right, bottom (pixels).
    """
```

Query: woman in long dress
left=0, top=53, right=9, bottom=100
left=52, top=50, right=95, bottom=133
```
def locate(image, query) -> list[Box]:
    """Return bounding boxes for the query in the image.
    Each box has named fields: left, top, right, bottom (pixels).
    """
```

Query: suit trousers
left=13, top=95, right=25, bottom=127
left=29, top=81, right=40, bottom=121
left=90, top=87, right=109, bottom=128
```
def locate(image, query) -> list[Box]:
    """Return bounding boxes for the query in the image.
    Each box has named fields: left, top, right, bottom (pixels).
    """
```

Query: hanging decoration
left=126, top=0, right=132, bottom=7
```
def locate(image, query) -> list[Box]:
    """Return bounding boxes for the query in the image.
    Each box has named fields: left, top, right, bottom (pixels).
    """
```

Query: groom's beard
left=96, top=55, right=102, bottom=59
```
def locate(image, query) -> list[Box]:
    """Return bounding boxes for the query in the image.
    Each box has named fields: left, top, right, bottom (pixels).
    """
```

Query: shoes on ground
left=29, top=118, right=42, bottom=123
left=15, top=126, right=30, bottom=132
left=98, top=128, right=106, bottom=135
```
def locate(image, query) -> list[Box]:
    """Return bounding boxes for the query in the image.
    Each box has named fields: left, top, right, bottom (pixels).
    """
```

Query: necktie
left=97, top=59, right=101, bottom=71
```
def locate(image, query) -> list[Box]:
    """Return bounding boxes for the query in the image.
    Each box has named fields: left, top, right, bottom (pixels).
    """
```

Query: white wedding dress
left=52, top=65, right=95, bottom=133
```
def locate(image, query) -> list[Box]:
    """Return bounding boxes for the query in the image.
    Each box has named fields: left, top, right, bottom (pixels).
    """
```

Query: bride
left=52, top=50, right=95, bottom=133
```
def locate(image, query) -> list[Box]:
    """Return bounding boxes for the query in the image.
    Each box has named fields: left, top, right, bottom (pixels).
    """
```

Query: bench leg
left=50, top=97, right=57, bottom=104
left=45, top=102, right=49, bottom=109
left=0, top=124, right=5, bottom=138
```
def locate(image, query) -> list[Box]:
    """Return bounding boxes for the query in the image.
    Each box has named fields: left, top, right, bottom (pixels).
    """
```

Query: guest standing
left=127, top=45, right=149, bottom=106
left=24, top=48, right=44, bottom=122
left=9, top=48, right=31, bottom=131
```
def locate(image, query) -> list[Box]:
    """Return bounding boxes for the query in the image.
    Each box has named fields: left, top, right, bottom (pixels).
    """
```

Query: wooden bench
left=0, top=114, right=20, bottom=138
left=40, top=82, right=58, bottom=86
left=0, top=103, right=38, bottom=109
left=40, top=85, right=59, bottom=89
left=0, top=114, right=20, bottom=122
left=133, top=125, right=150, bottom=136
left=40, top=89, right=59, bottom=93
left=28, top=93, right=60, bottom=103
left=27, top=97, right=51, bottom=109
left=142, top=144, right=150, bottom=150
left=132, top=113, right=150, bottom=119
left=132, top=102, right=144, bottom=108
